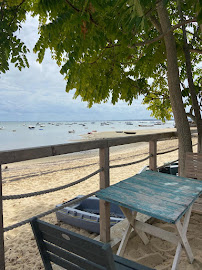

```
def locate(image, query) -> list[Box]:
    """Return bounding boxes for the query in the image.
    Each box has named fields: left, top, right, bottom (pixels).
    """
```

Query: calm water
left=0, top=120, right=175, bottom=151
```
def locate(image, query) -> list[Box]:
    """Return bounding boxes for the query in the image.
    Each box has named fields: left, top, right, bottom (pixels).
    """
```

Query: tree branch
left=186, top=112, right=196, bottom=122
left=149, top=15, right=162, bottom=33
left=65, top=0, right=98, bottom=26
left=65, top=0, right=80, bottom=12
left=189, top=48, right=202, bottom=54
left=130, top=18, right=197, bottom=48
left=88, top=48, right=107, bottom=64
left=106, top=44, right=120, bottom=48
left=9, top=0, right=26, bottom=27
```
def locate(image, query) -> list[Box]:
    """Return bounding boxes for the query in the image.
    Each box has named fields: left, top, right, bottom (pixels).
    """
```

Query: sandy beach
left=2, top=129, right=201, bottom=270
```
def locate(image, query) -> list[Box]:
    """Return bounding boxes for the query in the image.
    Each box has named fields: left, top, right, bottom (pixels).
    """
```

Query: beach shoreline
left=2, top=131, right=201, bottom=270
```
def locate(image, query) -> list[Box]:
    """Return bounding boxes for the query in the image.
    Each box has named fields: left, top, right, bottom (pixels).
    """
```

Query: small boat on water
left=124, top=131, right=136, bottom=134
left=28, top=126, right=35, bottom=129
left=138, top=124, right=154, bottom=127
left=0, top=126, right=5, bottom=130
left=68, top=130, right=75, bottom=133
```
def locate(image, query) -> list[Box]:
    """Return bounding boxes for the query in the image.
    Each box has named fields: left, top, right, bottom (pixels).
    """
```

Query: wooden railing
left=0, top=130, right=179, bottom=270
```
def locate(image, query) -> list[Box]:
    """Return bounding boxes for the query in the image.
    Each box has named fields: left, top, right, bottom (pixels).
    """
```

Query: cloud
left=0, top=14, right=152, bottom=121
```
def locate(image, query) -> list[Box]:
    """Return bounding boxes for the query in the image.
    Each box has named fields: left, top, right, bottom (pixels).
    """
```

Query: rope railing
left=2, top=140, right=199, bottom=234
left=3, top=151, right=151, bottom=183
left=157, top=147, right=178, bottom=155
left=3, top=154, right=153, bottom=232
left=156, top=142, right=198, bottom=156
left=3, top=142, right=198, bottom=200
left=3, top=168, right=103, bottom=200
left=110, top=154, right=152, bottom=169
left=3, top=191, right=98, bottom=232
left=4, top=142, right=198, bottom=183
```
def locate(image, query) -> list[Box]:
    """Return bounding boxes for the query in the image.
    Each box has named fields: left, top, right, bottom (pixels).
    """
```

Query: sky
left=0, top=15, right=153, bottom=122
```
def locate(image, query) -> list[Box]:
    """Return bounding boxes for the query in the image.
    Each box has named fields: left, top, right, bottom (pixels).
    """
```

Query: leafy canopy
left=0, top=0, right=31, bottom=73
left=1, top=0, right=202, bottom=121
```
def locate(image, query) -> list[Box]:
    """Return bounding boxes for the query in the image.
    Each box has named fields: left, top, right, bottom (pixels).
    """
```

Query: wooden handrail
left=0, top=131, right=178, bottom=165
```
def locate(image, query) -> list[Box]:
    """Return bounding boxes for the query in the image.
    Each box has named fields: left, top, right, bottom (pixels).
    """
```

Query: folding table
left=96, top=170, right=202, bottom=270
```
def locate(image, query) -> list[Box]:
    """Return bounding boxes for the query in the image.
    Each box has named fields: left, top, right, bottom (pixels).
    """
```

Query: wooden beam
left=99, top=147, right=110, bottom=243
left=107, top=131, right=177, bottom=148
left=175, top=209, right=194, bottom=264
left=0, top=165, right=5, bottom=270
left=0, top=131, right=178, bottom=164
left=135, top=220, right=180, bottom=245
left=116, top=222, right=132, bottom=256
left=149, top=140, right=157, bottom=171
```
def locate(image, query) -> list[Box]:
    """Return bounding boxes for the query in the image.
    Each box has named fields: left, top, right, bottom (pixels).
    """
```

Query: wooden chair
left=30, top=217, right=154, bottom=270
left=185, top=152, right=202, bottom=214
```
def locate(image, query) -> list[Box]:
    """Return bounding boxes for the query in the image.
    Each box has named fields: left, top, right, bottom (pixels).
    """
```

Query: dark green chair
left=30, top=218, right=154, bottom=270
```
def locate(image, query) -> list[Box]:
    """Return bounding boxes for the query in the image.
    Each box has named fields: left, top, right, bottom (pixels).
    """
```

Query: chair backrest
left=185, top=152, right=202, bottom=180
left=30, top=217, right=116, bottom=270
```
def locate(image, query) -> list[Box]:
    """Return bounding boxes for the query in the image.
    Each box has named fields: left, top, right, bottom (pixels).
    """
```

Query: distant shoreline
left=0, top=120, right=175, bottom=151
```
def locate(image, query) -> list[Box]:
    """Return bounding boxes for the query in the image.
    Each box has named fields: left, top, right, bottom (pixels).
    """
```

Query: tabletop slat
left=97, top=186, right=186, bottom=223
left=124, top=175, right=202, bottom=196
left=96, top=171, right=202, bottom=223
left=141, top=171, right=202, bottom=191
left=116, top=181, right=196, bottom=206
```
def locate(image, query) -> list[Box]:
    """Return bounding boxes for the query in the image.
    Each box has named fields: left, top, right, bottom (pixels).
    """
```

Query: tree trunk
left=178, top=3, right=202, bottom=153
left=156, top=1, right=192, bottom=176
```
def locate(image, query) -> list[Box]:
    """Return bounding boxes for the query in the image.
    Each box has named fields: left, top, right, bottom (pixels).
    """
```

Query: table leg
left=117, top=206, right=149, bottom=256
left=172, top=206, right=194, bottom=270
left=117, top=222, right=133, bottom=256
left=120, top=207, right=149, bottom=245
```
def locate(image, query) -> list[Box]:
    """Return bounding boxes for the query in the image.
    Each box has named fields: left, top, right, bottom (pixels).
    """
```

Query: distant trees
left=1, top=0, right=202, bottom=175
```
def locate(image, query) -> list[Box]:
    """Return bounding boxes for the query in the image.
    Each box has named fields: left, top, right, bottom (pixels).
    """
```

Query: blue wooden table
left=96, top=170, right=202, bottom=270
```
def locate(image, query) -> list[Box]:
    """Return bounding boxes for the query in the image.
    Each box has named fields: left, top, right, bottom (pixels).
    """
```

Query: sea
left=0, top=120, right=175, bottom=151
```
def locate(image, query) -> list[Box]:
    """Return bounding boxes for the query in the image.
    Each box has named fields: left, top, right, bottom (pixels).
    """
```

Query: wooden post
left=0, top=165, right=5, bottom=270
left=99, top=147, right=110, bottom=243
left=149, top=140, right=157, bottom=171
